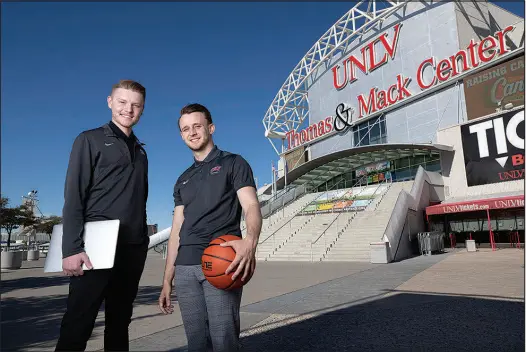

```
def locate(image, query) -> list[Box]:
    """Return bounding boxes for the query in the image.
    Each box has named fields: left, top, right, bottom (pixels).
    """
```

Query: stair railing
left=257, top=175, right=360, bottom=260
left=372, top=177, right=394, bottom=211
left=310, top=177, right=389, bottom=261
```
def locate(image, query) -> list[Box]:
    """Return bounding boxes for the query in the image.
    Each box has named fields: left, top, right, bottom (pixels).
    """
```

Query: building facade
left=262, top=0, right=524, bottom=255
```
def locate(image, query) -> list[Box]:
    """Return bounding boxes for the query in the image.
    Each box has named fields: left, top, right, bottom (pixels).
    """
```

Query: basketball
left=201, top=234, right=253, bottom=290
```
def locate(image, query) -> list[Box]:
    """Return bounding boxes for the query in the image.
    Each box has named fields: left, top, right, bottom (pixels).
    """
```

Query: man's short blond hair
left=111, top=79, right=146, bottom=100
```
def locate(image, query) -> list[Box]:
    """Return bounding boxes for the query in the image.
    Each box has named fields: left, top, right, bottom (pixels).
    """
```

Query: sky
left=2, top=1, right=524, bottom=231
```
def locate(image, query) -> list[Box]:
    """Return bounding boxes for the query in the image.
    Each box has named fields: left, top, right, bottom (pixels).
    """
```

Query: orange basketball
left=201, top=234, right=253, bottom=290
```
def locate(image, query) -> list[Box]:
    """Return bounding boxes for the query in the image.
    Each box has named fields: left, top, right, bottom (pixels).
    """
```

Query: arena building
left=251, top=0, right=525, bottom=263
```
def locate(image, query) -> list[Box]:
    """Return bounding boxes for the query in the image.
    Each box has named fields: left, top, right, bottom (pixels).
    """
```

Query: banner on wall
left=461, top=108, right=524, bottom=187
left=463, top=56, right=525, bottom=121
left=298, top=187, right=384, bottom=215
left=356, top=161, right=390, bottom=176
left=299, top=198, right=372, bottom=215
left=284, top=146, right=307, bottom=172
left=355, top=161, right=392, bottom=183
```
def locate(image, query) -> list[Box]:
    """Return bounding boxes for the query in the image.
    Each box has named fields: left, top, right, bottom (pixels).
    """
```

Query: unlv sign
left=285, top=24, right=518, bottom=151
left=461, top=109, right=525, bottom=187
left=425, top=195, right=524, bottom=216
left=332, top=23, right=403, bottom=89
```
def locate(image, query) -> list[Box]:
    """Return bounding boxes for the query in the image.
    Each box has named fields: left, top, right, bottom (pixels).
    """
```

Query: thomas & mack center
left=243, top=0, right=525, bottom=263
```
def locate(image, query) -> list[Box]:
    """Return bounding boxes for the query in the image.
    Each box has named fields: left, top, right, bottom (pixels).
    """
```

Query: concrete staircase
left=256, top=215, right=322, bottom=261
left=321, top=181, right=414, bottom=262
left=266, top=181, right=390, bottom=261
left=241, top=192, right=318, bottom=238
left=254, top=187, right=357, bottom=261
left=265, top=212, right=352, bottom=261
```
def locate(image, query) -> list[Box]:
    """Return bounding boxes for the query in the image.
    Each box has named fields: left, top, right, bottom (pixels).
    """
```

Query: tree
left=0, top=197, right=8, bottom=209
left=34, top=215, right=62, bottom=241
left=0, top=197, right=34, bottom=250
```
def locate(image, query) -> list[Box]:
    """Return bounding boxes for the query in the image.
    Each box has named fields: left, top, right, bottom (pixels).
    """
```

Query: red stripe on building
left=426, top=195, right=525, bottom=216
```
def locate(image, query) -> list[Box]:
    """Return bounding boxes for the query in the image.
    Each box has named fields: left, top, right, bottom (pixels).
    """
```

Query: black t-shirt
left=109, top=120, right=136, bottom=157
left=173, top=146, right=256, bottom=265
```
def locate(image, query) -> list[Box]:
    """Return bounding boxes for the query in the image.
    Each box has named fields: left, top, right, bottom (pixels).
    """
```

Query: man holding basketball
left=159, top=103, right=262, bottom=352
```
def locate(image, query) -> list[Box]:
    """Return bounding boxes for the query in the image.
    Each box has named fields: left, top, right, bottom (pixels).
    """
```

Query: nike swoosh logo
left=105, top=143, right=113, bottom=146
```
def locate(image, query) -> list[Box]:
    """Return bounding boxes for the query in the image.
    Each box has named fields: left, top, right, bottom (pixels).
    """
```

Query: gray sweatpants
left=175, top=265, right=243, bottom=352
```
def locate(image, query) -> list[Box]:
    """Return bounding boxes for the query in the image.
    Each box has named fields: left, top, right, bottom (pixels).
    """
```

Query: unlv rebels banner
left=461, top=109, right=525, bottom=187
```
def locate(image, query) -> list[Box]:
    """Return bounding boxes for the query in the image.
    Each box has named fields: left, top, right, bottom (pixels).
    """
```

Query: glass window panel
left=425, top=161, right=441, bottom=172
left=337, top=174, right=344, bottom=186
left=395, top=167, right=411, bottom=180
left=370, top=123, right=380, bottom=138
left=359, top=129, right=370, bottom=145
left=413, top=155, right=426, bottom=166
left=380, top=119, right=387, bottom=135
left=427, top=153, right=440, bottom=163
left=396, top=157, right=410, bottom=169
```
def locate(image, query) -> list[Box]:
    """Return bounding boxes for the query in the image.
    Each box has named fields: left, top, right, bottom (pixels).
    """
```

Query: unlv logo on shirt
left=461, top=109, right=525, bottom=186
left=210, top=166, right=222, bottom=175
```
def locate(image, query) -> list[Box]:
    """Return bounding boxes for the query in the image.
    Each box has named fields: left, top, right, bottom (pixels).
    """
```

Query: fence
left=417, top=231, right=445, bottom=256
left=259, top=185, right=307, bottom=219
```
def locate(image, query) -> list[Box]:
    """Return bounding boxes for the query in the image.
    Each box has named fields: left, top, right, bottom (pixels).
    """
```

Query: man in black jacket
left=55, top=80, right=150, bottom=351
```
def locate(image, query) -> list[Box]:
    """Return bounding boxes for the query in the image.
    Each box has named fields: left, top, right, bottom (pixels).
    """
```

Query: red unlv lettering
left=498, top=169, right=525, bottom=181
left=494, top=199, right=525, bottom=208
left=332, top=23, right=402, bottom=90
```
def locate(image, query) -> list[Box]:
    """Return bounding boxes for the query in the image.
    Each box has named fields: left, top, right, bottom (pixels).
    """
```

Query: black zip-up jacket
left=61, top=122, right=149, bottom=258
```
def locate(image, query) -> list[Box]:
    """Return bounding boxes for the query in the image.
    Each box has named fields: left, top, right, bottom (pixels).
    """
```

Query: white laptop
left=44, top=219, right=120, bottom=273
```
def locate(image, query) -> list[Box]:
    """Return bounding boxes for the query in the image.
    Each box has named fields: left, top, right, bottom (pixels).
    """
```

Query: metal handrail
left=259, top=185, right=296, bottom=207
left=372, top=179, right=394, bottom=211
left=258, top=175, right=365, bottom=246
left=311, top=177, right=389, bottom=246
left=242, top=188, right=307, bottom=232
left=393, top=208, right=419, bottom=261
left=316, top=177, right=395, bottom=261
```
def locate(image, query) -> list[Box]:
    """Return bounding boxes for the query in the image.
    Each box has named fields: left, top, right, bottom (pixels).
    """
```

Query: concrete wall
left=437, top=108, right=524, bottom=199
left=383, top=167, right=444, bottom=262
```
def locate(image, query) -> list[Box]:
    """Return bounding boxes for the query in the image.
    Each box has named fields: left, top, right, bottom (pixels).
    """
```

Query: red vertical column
left=486, top=209, right=496, bottom=251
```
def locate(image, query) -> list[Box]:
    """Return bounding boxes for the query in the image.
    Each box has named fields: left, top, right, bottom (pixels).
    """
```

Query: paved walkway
left=1, top=248, right=524, bottom=351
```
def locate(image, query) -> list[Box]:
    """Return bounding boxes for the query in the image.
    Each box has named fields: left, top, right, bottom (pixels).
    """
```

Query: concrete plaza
left=1, top=247, right=524, bottom=351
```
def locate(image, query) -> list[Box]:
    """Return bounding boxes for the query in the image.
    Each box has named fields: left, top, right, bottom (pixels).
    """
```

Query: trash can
left=465, top=239, right=477, bottom=252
